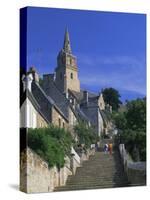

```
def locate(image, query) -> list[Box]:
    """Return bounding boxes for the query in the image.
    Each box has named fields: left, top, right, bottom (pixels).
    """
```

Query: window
left=70, top=58, right=72, bottom=65
left=70, top=73, right=73, bottom=79
left=58, top=118, right=61, bottom=127
left=63, top=122, right=65, bottom=128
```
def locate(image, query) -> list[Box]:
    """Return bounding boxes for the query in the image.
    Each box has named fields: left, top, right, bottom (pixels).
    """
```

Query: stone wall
left=65, top=67, right=80, bottom=92
left=119, top=144, right=146, bottom=185
left=55, top=66, right=66, bottom=93
left=51, top=107, right=68, bottom=129
left=20, top=148, right=73, bottom=193
left=75, top=147, right=95, bottom=164
left=98, top=94, right=105, bottom=110
left=37, top=112, right=48, bottom=128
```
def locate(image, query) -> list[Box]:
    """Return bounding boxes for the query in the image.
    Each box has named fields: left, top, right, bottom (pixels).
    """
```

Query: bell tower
left=55, top=28, right=80, bottom=95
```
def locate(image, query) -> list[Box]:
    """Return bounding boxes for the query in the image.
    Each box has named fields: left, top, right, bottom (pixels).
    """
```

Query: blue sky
left=26, top=7, right=146, bottom=102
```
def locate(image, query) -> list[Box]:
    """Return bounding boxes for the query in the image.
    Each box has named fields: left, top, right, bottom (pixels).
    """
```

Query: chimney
left=22, top=73, right=33, bottom=92
left=83, top=90, right=88, bottom=103
left=29, top=67, right=39, bottom=83
left=42, top=74, right=55, bottom=89
left=43, top=74, right=55, bottom=82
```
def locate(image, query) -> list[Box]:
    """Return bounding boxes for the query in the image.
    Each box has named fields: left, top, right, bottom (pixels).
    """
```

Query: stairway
left=55, top=149, right=129, bottom=192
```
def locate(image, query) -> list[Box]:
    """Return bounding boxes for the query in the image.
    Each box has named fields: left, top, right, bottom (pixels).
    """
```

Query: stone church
left=21, top=29, right=112, bottom=138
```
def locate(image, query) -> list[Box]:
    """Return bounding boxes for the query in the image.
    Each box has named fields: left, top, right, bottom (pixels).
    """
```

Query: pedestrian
left=104, top=143, right=108, bottom=153
left=108, top=143, right=113, bottom=155
left=95, top=142, right=98, bottom=152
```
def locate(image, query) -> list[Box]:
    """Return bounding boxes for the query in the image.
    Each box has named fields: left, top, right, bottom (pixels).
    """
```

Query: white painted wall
left=71, top=147, right=80, bottom=164
left=97, top=109, right=104, bottom=137
left=20, top=98, right=37, bottom=128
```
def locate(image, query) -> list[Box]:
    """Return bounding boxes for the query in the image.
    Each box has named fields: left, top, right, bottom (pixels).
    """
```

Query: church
left=21, top=29, right=112, bottom=138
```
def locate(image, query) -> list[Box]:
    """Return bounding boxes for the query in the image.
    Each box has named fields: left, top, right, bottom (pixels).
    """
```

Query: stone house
left=20, top=74, right=48, bottom=128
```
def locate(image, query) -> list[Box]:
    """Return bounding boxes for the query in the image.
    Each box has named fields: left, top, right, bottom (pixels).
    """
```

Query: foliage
left=74, top=122, right=98, bottom=149
left=125, top=98, right=146, bottom=131
left=28, top=125, right=73, bottom=168
left=112, top=111, right=127, bottom=130
left=113, top=98, right=146, bottom=161
left=102, top=87, right=122, bottom=111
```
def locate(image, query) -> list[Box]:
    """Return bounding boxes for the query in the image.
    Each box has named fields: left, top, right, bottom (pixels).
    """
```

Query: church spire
left=63, top=28, right=72, bottom=54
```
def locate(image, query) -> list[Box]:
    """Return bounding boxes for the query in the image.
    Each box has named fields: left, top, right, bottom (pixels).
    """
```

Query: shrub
left=74, top=122, right=98, bottom=149
left=28, top=125, right=73, bottom=168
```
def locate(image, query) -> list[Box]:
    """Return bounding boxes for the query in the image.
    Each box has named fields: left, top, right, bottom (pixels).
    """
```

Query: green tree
left=125, top=98, right=146, bottom=131
left=112, top=111, right=127, bottom=130
left=113, top=98, right=146, bottom=161
left=102, top=88, right=122, bottom=111
left=74, top=122, right=98, bottom=149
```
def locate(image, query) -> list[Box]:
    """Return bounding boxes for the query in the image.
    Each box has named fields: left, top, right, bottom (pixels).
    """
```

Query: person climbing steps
left=108, top=143, right=113, bottom=155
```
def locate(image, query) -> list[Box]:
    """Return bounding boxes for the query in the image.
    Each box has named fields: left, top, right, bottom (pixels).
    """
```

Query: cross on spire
left=63, top=28, right=72, bottom=54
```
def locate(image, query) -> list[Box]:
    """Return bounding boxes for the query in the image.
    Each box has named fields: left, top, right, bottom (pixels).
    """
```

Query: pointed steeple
left=63, top=28, right=72, bottom=54
left=55, top=28, right=80, bottom=93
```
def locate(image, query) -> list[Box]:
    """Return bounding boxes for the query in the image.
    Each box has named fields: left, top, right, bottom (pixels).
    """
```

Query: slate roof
left=20, top=89, right=50, bottom=124
left=69, top=89, right=97, bottom=103
left=20, top=90, right=27, bottom=108
left=41, top=80, right=69, bottom=119
left=70, top=89, right=108, bottom=126
left=21, top=89, right=41, bottom=110
left=75, top=106, right=91, bottom=123
left=42, top=80, right=91, bottom=124
left=32, top=81, right=68, bottom=123
left=27, top=89, right=40, bottom=111
left=69, top=88, right=112, bottom=127
left=28, top=90, right=50, bottom=124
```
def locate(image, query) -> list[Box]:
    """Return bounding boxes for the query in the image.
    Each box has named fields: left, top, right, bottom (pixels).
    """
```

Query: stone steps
left=73, top=172, right=121, bottom=177
left=75, top=170, right=124, bottom=174
left=55, top=149, right=129, bottom=192
left=55, top=183, right=129, bottom=192
left=67, top=175, right=128, bottom=182
left=66, top=180, right=129, bottom=186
